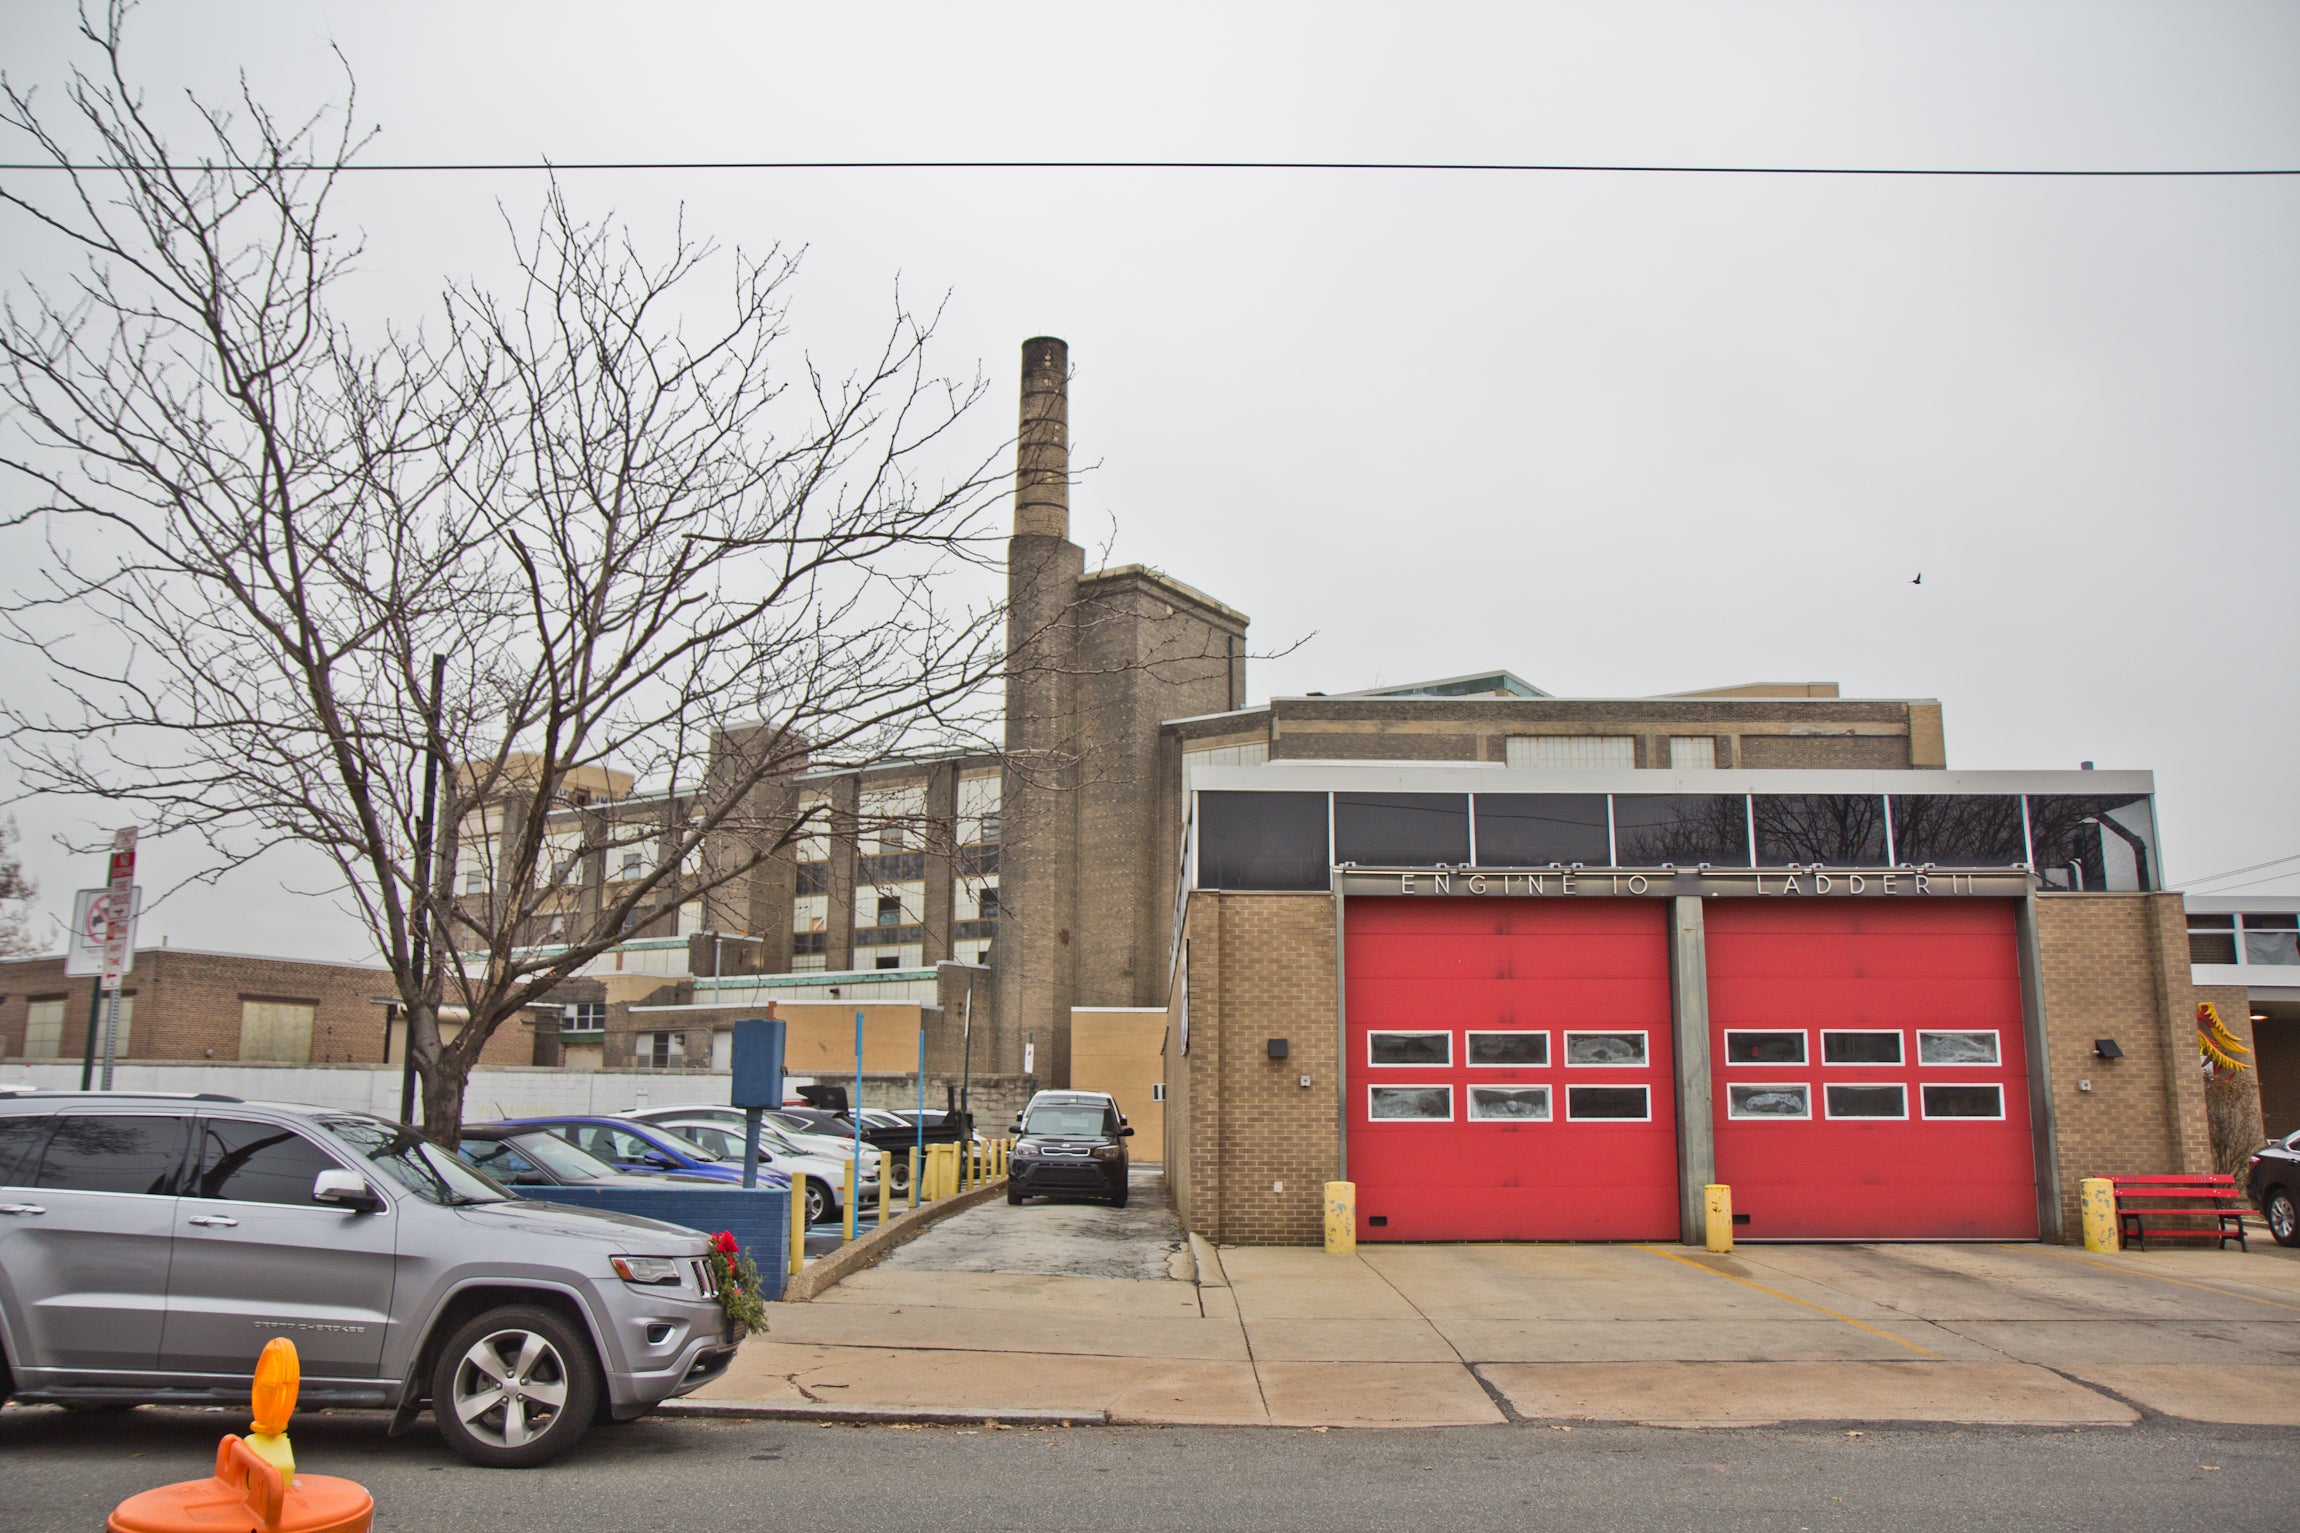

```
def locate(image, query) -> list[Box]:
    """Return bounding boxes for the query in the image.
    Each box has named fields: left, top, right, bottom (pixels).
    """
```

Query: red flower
left=713, top=1231, right=739, bottom=1256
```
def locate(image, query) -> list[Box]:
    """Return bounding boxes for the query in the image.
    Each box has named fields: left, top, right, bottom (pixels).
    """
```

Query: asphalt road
left=882, top=1165, right=1185, bottom=1280
left=4, top=1404, right=2290, bottom=1532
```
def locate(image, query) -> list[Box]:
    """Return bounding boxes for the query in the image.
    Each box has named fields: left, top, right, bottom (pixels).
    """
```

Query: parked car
left=502, top=1116, right=789, bottom=1191
left=454, top=1125, right=716, bottom=1191
left=1007, top=1090, right=1132, bottom=1207
left=637, top=1113, right=878, bottom=1227
left=0, top=1092, right=738, bottom=1466
left=2245, top=1130, right=2300, bottom=1247
left=623, top=1105, right=885, bottom=1189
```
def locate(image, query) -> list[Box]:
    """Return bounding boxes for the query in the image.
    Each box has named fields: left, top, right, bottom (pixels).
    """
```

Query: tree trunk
left=420, top=1049, right=471, bottom=1147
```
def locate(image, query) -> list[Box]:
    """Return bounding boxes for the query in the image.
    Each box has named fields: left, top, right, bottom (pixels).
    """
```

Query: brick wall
left=1171, top=891, right=1339, bottom=1245
left=2034, top=893, right=2213, bottom=1236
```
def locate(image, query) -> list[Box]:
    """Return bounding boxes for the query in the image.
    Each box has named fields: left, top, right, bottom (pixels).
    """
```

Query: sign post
left=98, top=828, right=137, bottom=1090
left=66, top=884, right=140, bottom=1090
left=729, top=1010, right=786, bottom=1192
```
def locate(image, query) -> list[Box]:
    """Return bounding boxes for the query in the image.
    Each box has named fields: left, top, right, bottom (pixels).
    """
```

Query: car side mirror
left=1119, top=1125, right=1135, bottom=1138
left=313, top=1169, right=382, bottom=1211
left=643, top=1153, right=678, bottom=1169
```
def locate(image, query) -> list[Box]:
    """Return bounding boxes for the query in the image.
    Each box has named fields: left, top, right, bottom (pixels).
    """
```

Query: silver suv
left=0, top=1094, right=740, bottom=1466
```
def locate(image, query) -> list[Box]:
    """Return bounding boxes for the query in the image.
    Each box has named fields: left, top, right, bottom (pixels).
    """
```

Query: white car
left=625, top=1110, right=881, bottom=1227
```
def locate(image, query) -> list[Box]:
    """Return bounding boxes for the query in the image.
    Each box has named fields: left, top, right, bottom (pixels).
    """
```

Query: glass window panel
left=1563, top=1031, right=1647, bottom=1066
left=22, top=997, right=66, bottom=1059
left=1472, top=794, right=1610, bottom=866
left=1565, top=1085, right=1650, bottom=1120
left=1821, top=1031, right=1903, bottom=1065
left=2186, top=913, right=2236, bottom=927
left=1333, top=793, right=1470, bottom=867
left=0, top=1116, right=53, bottom=1184
left=2242, top=915, right=2300, bottom=967
left=1466, top=1031, right=1549, bottom=1067
left=1727, top=1083, right=1811, bottom=1119
left=1197, top=791, right=1331, bottom=890
left=1918, top=1030, right=2000, bottom=1066
left=1368, top=1085, right=1453, bottom=1121
left=1921, top=1083, right=2005, bottom=1119
left=1507, top=735, right=1634, bottom=769
left=2026, top=795, right=2157, bottom=892
left=33, top=1114, right=188, bottom=1195
left=1826, top=1084, right=1908, bottom=1119
left=1610, top=795, right=1749, bottom=866
left=1668, top=736, right=1718, bottom=770
left=2188, top=931, right=2238, bottom=965
left=1468, top=1086, right=1551, bottom=1121
left=1724, top=1031, right=1806, bottom=1066
left=1753, top=795, right=1888, bottom=866
left=1887, top=795, right=2027, bottom=866
left=1369, top=1031, right=1452, bottom=1067
left=190, top=1119, right=343, bottom=1205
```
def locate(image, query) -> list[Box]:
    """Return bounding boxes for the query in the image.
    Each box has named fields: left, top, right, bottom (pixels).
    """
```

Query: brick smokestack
left=1014, top=336, right=1069, bottom=540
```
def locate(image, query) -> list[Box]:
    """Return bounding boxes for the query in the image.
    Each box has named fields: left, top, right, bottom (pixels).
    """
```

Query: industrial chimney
left=1014, top=336, right=1069, bottom=540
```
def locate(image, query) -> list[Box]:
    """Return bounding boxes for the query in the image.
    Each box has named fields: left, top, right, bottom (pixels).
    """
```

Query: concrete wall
left=1070, top=1007, right=1169, bottom=1162
left=0, top=1060, right=699, bottom=1121
left=2033, top=892, right=2214, bottom=1236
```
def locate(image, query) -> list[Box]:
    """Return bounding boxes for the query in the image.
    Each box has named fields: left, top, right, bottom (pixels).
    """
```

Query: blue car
left=500, top=1115, right=788, bottom=1189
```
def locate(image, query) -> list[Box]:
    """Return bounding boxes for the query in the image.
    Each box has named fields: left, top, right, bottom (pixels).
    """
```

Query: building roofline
left=1077, top=563, right=1250, bottom=627
left=0, top=944, right=391, bottom=974
left=1332, top=669, right=1552, bottom=700
left=1185, top=761, right=2154, bottom=796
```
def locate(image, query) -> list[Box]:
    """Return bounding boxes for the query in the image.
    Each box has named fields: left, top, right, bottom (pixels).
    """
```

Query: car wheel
left=1007, top=1181, right=1026, bottom=1205
left=2268, top=1187, right=2300, bottom=1249
left=1109, top=1181, right=1129, bottom=1210
left=805, top=1178, right=833, bottom=1227
left=886, top=1158, right=911, bottom=1196
left=431, top=1304, right=600, bottom=1468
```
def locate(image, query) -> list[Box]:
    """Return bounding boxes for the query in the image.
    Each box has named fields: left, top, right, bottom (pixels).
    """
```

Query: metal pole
left=958, top=984, right=974, bottom=1186
left=852, top=1009, right=865, bottom=1230
left=402, top=652, right=447, bottom=1125
left=915, top=1023, right=926, bottom=1196
left=77, top=978, right=101, bottom=1090
left=741, top=1105, right=762, bottom=1190
left=98, top=981, right=122, bottom=1089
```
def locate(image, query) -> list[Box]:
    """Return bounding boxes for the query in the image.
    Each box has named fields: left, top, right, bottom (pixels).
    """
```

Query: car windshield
left=324, top=1116, right=510, bottom=1205
left=641, top=1125, right=719, bottom=1159
left=1024, top=1105, right=1116, bottom=1139
left=503, top=1132, right=622, bottom=1181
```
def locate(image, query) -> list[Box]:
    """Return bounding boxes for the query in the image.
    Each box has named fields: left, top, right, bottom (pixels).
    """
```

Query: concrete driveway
left=695, top=1183, right=2300, bottom=1429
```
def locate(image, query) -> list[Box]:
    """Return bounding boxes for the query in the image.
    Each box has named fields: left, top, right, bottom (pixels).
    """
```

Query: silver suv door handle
left=186, top=1215, right=239, bottom=1228
left=0, top=1203, right=45, bottom=1215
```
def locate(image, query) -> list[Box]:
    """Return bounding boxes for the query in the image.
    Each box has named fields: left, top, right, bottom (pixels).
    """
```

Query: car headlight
left=1013, top=1139, right=1042, bottom=1157
left=611, top=1255, right=684, bottom=1286
left=1090, top=1144, right=1122, bottom=1160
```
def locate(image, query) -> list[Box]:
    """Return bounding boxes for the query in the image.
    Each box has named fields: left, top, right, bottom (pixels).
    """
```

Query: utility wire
left=2181, top=868, right=2300, bottom=898
left=2177, top=850, right=2300, bottom=890
left=1, top=158, right=2298, bottom=177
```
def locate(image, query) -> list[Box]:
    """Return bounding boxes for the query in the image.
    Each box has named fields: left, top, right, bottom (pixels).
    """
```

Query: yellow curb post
left=2080, top=1176, right=2120, bottom=1252
left=789, top=1171, right=806, bottom=1275
left=841, top=1158, right=857, bottom=1243
left=1705, top=1183, right=1734, bottom=1253
left=1323, top=1181, right=1356, bottom=1254
left=876, top=1151, right=892, bottom=1229
left=907, top=1146, right=921, bottom=1211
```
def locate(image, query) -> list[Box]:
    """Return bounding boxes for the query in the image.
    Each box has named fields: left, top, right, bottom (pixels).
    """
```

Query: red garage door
left=1705, top=901, right=2039, bottom=1240
left=1344, top=899, right=1678, bottom=1242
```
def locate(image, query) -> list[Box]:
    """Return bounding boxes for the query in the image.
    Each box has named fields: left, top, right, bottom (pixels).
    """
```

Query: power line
left=1, top=158, right=2297, bottom=178
left=2181, top=868, right=2300, bottom=898
left=2178, top=849, right=2300, bottom=890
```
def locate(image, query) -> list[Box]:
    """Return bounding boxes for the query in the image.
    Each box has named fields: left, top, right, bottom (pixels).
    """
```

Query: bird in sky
left=1911, top=573, right=1923, bottom=585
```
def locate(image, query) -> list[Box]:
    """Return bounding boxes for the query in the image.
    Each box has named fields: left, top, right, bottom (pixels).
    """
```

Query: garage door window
left=1822, top=1030, right=1902, bottom=1065
left=1723, top=1030, right=1805, bottom=1066
left=1921, top=1084, right=2005, bottom=1119
left=1563, top=1031, right=1646, bottom=1067
left=1368, top=1031, right=1451, bottom=1067
left=1466, top=1031, right=1547, bottom=1067
left=1368, top=1085, right=1452, bottom=1121
left=1468, top=1085, right=1551, bottom=1121
left=1565, top=1085, right=1650, bottom=1121
left=1917, top=1030, right=1999, bottom=1066
left=1826, top=1084, right=1909, bottom=1119
left=1726, top=1083, right=1811, bottom=1119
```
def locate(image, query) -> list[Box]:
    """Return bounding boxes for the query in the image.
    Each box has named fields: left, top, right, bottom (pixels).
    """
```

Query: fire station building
left=1162, top=759, right=2214, bottom=1248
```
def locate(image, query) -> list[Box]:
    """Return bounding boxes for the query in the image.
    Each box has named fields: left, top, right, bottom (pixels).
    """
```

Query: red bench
left=2106, top=1174, right=2248, bottom=1252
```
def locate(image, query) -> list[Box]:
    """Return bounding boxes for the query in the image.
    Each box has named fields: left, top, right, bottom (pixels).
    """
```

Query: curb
left=660, top=1400, right=1106, bottom=1428
left=779, top=1177, right=1009, bottom=1302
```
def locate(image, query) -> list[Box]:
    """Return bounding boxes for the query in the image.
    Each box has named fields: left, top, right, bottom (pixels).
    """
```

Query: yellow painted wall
left=775, top=1003, right=926, bottom=1074
left=1071, top=1007, right=1169, bottom=1163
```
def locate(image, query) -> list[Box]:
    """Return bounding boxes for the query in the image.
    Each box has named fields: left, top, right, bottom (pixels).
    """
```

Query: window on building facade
left=978, top=886, right=999, bottom=920
left=1753, top=795, right=1888, bottom=866
left=876, top=894, right=904, bottom=927
left=875, top=955, right=901, bottom=970
left=2244, top=913, right=2300, bottom=966
left=1888, top=795, right=2027, bottom=866
left=23, top=997, right=66, bottom=1059
left=795, top=861, right=828, bottom=896
left=635, top=1031, right=684, bottom=1069
left=2025, top=794, right=2156, bottom=892
left=1669, top=737, right=1718, bottom=770
left=979, top=812, right=1002, bottom=844
left=1472, top=794, right=1610, bottom=866
left=2187, top=913, right=2237, bottom=965
left=1333, top=793, right=1470, bottom=867
left=619, top=851, right=646, bottom=881
left=1182, top=741, right=1271, bottom=773
left=565, top=1002, right=606, bottom=1031
left=1610, top=795, right=1749, bottom=866
left=1197, top=791, right=1329, bottom=890
left=239, top=1000, right=314, bottom=1063
left=1506, top=735, right=1635, bottom=770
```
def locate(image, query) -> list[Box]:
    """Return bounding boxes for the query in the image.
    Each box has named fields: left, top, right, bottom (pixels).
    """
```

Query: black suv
left=1007, top=1091, right=1132, bottom=1207
left=2244, top=1130, right=2300, bottom=1247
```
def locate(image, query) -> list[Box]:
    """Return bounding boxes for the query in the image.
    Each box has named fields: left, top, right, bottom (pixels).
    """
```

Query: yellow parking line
left=2008, top=1244, right=2300, bottom=1313
left=1635, top=1245, right=1939, bottom=1357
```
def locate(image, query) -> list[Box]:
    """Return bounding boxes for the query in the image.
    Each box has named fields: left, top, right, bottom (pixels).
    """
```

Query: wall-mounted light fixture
left=2093, top=1038, right=2124, bottom=1060
left=1267, top=1038, right=1289, bottom=1060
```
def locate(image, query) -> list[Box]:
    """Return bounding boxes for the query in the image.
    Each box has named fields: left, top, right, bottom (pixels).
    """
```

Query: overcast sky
left=3, top=1, right=2296, bottom=959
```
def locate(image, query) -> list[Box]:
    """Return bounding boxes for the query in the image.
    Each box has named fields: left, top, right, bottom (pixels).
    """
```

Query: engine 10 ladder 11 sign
left=1339, top=867, right=2034, bottom=900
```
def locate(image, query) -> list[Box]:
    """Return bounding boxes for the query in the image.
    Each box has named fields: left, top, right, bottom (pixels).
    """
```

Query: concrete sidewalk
left=693, top=1200, right=2300, bottom=1428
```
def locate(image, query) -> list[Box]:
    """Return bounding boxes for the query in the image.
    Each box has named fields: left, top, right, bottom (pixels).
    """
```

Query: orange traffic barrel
left=108, top=1432, right=373, bottom=1533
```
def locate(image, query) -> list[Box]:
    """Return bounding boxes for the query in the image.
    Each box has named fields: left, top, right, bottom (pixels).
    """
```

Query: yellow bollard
left=1323, top=1181, right=1356, bottom=1254
left=789, top=1170, right=806, bottom=1275
left=2080, top=1176, right=2119, bottom=1252
left=877, top=1151, right=892, bottom=1229
left=907, top=1146, right=921, bottom=1211
left=842, top=1157, right=857, bottom=1243
left=1704, top=1184, right=1734, bottom=1253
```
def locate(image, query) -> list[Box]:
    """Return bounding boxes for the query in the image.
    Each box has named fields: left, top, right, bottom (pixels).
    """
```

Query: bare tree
left=0, top=4, right=1008, bottom=1137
